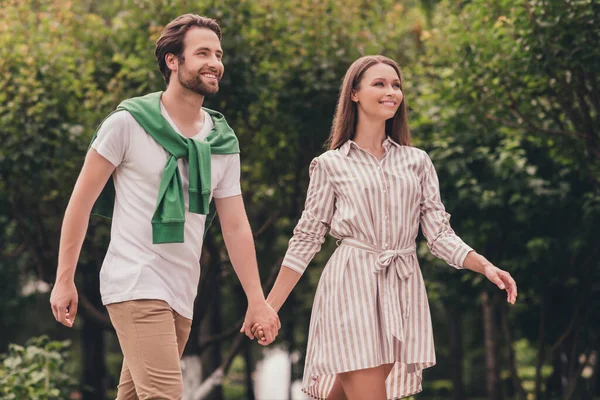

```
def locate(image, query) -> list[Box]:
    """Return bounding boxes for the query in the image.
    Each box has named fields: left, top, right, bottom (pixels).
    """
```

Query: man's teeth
left=202, top=73, right=217, bottom=79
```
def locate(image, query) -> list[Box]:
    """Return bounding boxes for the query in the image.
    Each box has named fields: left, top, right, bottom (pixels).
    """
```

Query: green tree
left=409, top=0, right=600, bottom=398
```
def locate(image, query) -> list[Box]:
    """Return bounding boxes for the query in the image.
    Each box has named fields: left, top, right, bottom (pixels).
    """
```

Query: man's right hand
left=50, top=279, right=78, bottom=327
left=240, top=299, right=280, bottom=346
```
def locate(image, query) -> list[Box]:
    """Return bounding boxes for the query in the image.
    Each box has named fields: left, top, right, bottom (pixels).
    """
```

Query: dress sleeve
left=419, top=152, right=473, bottom=269
left=282, top=157, right=336, bottom=275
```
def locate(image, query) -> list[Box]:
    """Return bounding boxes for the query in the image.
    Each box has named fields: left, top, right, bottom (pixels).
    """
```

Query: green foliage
left=0, top=0, right=597, bottom=398
left=409, top=0, right=599, bottom=396
left=0, top=336, right=78, bottom=400
left=0, top=0, right=113, bottom=284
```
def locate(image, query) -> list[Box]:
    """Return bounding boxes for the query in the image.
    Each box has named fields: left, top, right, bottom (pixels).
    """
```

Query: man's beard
left=177, top=65, right=219, bottom=96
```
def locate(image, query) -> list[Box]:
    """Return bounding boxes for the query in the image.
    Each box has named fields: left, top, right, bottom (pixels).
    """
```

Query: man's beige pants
left=106, top=299, right=192, bottom=400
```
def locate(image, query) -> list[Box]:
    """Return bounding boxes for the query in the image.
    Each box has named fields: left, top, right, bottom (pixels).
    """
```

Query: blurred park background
left=0, top=0, right=599, bottom=399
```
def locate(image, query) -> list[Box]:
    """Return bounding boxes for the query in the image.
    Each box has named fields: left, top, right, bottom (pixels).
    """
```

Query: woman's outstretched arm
left=419, top=151, right=517, bottom=304
left=243, top=157, right=336, bottom=342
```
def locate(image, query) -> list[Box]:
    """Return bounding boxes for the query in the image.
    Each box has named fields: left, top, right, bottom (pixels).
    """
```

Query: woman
left=243, top=55, right=518, bottom=400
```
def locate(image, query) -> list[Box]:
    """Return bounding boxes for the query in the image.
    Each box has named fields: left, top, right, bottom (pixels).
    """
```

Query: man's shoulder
left=118, top=91, right=161, bottom=108
left=103, top=109, right=135, bottom=125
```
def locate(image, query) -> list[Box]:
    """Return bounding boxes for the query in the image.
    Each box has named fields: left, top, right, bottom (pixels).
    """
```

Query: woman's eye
left=374, top=82, right=383, bottom=86
left=394, top=84, right=401, bottom=89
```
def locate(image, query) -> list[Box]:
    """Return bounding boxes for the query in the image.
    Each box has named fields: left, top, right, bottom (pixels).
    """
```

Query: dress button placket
left=379, top=160, right=390, bottom=250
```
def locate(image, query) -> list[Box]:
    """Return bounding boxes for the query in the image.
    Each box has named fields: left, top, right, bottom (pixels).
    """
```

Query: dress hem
left=301, top=360, right=434, bottom=400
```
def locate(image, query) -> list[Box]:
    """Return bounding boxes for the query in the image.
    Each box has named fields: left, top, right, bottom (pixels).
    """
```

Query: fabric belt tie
left=339, top=238, right=416, bottom=342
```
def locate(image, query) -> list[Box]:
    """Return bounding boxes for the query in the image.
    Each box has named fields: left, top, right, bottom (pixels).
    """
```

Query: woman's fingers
left=500, top=271, right=518, bottom=304
left=491, top=273, right=505, bottom=290
left=250, top=323, right=266, bottom=343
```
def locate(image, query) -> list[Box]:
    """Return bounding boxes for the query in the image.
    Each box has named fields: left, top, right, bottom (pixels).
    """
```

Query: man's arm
left=50, top=149, right=115, bottom=327
left=214, top=195, right=280, bottom=344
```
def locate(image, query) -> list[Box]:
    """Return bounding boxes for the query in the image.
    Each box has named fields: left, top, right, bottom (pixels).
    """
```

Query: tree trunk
left=545, top=350, right=562, bottom=400
left=535, top=298, right=546, bottom=400
left=200, top=256, right=223, bottom=400
left=0, top=308, right=7, bottom=354
left=187, top=235, right=222, bottom=355
left=482, top=291, right=501, bottom=400
left=81, top=265, right=106, bottom=400
left=183, top=235, right=221, bottom=399
left=447, top=304, right=465, bottom=400
left=243, top=340, right=255, bottom=400
left=582, top=351, right=597, bottom=400
left=286, top=292, right=297, bottom=399
left=560, top=343, right=569, bottom=398
left=500, top=305, right=527, bottom=399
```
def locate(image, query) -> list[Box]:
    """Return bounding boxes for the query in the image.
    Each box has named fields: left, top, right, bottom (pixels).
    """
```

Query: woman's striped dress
left=282, top=138, right=473, bottom=399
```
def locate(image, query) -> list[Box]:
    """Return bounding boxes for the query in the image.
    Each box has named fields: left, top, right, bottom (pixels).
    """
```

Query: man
left=50, top=14, right=279, bottom=399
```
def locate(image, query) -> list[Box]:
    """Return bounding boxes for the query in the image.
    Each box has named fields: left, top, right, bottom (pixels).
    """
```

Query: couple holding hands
left=50, top=13, right=517, bottom=400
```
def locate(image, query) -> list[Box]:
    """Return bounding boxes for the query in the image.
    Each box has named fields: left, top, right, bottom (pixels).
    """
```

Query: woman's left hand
left=484, top=265, right=518, bottom=304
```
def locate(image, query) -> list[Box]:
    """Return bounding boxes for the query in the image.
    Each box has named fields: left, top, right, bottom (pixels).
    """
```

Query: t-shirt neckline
left=160, top=101, right=212, bottom=142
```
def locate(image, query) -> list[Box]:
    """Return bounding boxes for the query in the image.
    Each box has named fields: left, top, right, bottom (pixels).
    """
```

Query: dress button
left=312, top=375, right=319, bottom=381
left=384, top=243, right=388, bottom=248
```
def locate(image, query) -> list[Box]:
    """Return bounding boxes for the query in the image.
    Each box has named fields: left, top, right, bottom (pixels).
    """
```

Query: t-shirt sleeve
left=90, top=111, right=132, bottom=167
left=213, top=153, right=242, bottom=199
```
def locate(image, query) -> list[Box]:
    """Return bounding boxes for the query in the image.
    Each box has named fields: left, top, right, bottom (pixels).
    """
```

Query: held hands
left=483, top=264, right=518, bottom=304
left=240, top=299, right=281, bottom=346
left=50, top=279, right=78, bottom=327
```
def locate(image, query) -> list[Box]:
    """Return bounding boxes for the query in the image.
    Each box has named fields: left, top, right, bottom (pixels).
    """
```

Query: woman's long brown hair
left=327, top=55, right=411, bottom=150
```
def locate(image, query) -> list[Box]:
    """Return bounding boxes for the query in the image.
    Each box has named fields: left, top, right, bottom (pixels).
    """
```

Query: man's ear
left=165, top=53, right=178, bottom=73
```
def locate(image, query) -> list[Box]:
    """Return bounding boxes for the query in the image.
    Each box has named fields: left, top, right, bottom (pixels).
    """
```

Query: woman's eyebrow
left=371, top=77, right=401, bottom=83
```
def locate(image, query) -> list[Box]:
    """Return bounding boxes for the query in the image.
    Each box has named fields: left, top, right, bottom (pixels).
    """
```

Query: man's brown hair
left=155, top=14, right=222, bottom=85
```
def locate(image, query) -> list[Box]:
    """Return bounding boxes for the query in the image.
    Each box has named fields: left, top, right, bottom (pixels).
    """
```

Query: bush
left=0, top=335, right=78, bottom=400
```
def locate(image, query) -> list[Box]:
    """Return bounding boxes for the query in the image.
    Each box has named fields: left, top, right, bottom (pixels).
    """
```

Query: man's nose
left=205, top=56, right=221, bottom=71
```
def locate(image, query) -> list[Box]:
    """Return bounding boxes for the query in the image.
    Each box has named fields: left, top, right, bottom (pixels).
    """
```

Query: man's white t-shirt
left=91, top=103, right=241, bottom=319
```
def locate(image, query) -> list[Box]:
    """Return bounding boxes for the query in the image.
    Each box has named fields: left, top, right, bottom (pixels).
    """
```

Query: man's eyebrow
left=194, top=46, right=223, bottom=54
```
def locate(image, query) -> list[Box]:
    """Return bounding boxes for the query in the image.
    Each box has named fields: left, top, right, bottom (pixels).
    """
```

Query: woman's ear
left=351, top=90, right=359, bottom=103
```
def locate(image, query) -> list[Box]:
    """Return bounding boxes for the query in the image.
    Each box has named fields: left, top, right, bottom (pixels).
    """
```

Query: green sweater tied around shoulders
left=90, top=91, right=240, bottom=244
